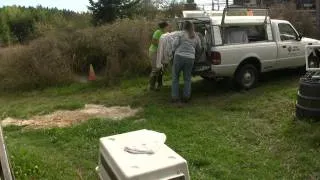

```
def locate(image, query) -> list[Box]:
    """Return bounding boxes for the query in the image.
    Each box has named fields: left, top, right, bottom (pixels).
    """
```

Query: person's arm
left=156, top=37, right=164, bottom=69
left=152, top=39, right=159, bottom=46
left=151, top=30, right=161, bottom=46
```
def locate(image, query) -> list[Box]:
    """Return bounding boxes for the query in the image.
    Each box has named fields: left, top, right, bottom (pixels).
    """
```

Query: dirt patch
left=1, top=104, right=140, bottom=129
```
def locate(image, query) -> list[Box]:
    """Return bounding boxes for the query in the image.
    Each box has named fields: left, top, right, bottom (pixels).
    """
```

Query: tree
left=146, top=0, right=184, bottom=18
left=164, top=1, right=184, bottom=18
left=8, top=15, right=35, bottom=43
left=0, top=15, right=11, bottom=45
left=88, top=0, right=141, bottom=25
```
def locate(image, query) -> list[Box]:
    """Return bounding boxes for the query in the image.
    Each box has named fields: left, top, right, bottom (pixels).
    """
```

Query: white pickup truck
left=179, top=8, right=320, bottom=89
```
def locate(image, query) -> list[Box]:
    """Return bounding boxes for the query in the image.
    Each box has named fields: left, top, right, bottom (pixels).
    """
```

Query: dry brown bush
left=69, top=18, right=155, bottom=84
left=0, top=37, right=73, bottom=91
left=0, top=18, right=156, bottom=91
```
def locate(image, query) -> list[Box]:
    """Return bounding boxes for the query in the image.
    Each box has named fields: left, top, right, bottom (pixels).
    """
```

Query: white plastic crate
left=305, top=45, right=320, bottom=72
left=96, top=129, right=190, bottom=180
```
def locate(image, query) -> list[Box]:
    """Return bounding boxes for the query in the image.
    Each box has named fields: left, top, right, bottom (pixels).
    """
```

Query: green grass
left=2, top=70, right=320, bottom=180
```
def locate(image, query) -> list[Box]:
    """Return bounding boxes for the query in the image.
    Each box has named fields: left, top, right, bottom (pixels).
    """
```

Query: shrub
left=0, top=36, right=73, bottom=91
left=70, top=18, right=155, bottom=84
left=0, top=6, right=91, bottom=46
left=0, top=18, right=157, bottom=90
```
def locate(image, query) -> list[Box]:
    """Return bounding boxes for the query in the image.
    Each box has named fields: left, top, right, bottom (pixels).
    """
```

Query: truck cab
left=178, top=8, right=320, bottom=89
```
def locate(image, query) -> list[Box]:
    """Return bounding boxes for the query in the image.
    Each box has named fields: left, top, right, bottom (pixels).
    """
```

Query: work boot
left=149, top=75, right=157, bottom=91
left=182, top=97, right=191, bottom=103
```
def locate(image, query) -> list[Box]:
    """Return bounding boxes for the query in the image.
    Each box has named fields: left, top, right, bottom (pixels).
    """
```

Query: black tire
left=299, top=78, right=320, bottom=98
left=201, top=75, right=214, bottom=81
left=296, top=77, right=320, bottom=120
left=235, top=64, right=259, bottom=90
left=296, top=104, right=320, bottom=120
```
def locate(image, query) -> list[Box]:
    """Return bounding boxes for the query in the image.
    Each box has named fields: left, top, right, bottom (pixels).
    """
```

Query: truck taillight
left=211, top=51, right=221, bottom=65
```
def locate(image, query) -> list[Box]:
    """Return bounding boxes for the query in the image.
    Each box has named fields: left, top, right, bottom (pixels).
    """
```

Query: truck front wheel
left=235, top=64, right=259, bottom=90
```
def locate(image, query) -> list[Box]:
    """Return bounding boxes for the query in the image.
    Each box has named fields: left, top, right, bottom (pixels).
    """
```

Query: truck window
left=246, top=25, right=267, bottom=42
left=278, top=23, right=298, bottom=41
left=223, top=25, right=268, bottom=44
left=213, top=26, right=222, bottom=45
left=204, top=25, right=212, bottom=48
left=223, top=26, right=249, bottom=44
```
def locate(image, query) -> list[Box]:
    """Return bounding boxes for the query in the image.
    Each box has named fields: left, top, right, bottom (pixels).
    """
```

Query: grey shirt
left=175, top=31, right=202, bottom=59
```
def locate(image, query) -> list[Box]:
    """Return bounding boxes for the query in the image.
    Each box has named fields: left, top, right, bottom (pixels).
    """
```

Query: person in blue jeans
left=172, top=21, right=201, bottom=103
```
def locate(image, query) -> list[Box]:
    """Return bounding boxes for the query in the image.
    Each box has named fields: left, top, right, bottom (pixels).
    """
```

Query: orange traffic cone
left=247, top=9, right=253, bottom=16
left=88, top=64, right=96, bottom=81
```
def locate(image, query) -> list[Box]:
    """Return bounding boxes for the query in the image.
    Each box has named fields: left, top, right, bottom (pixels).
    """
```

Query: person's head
left=183, top=21, right=195, bottom=38
left=167, top=22, right=173, bottom=32
left=158, top=21, right=169, bottom=32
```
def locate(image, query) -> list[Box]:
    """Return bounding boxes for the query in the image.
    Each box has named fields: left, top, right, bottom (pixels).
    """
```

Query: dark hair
left=183, top=21, right=195, bottom=38
left=183, top=21, right=193, bottom=31
left=158, top=21, right=169, bottom=29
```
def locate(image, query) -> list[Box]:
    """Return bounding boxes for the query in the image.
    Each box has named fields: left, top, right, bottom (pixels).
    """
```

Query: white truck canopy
left=211, top=16, right=271, bottom=25
left=182, top=10, right=223, bottom=18
left=182, top=8, right=270, bottom=26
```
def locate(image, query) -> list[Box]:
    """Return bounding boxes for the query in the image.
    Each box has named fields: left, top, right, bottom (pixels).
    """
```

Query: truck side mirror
left=298, top=32, right=303, bottom=41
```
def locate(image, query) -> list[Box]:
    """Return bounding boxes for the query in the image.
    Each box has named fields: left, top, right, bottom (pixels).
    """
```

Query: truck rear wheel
left=235, top=64, right=259, bottom=90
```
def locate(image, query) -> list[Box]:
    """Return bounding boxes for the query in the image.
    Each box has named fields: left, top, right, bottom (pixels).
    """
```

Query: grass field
left=2, top=70, right=320, bottom=180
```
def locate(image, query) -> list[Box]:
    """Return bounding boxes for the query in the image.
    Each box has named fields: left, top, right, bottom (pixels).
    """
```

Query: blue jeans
left=171, top=54, right=194, bottom=99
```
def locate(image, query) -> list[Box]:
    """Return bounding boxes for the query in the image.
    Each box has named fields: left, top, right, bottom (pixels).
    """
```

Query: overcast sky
left=0, top=0, right=227, bottom=12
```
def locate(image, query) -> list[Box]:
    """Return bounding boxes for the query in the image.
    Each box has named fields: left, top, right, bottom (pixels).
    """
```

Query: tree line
left=88, top=0, right=185, bottom=25
left=0, top=6, right=91, bottom=46
left=0, top=0, right=185, bottom=46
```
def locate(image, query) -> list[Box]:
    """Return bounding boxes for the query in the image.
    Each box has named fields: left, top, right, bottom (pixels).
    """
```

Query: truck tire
left=296, top=77, right=320, bottom=120
left=299, top=77, right=320, bottom=98
left=235, top=64, right=259, bottom=90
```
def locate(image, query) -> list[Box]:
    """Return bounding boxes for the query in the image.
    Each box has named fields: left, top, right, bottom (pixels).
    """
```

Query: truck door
left=276, top=23, right=305, bottom=68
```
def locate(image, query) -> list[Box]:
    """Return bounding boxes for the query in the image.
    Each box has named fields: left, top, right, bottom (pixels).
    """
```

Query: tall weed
left=0, top=18, right=157, bottom=90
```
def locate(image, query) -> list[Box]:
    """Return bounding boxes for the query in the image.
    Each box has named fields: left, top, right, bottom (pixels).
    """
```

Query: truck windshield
left=278, top=23, right=298, bottom=41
